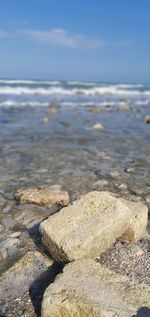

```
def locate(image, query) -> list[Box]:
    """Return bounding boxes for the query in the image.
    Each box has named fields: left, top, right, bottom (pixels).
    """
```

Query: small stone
left=40, top=191, right=148, bottom=262
left=47, top=103, right=60, bottom=113
left=118, top=105, right=129, bottom=111
left=9, top=231, right=22, bottom=238
left=131, top=245, right=144, bottom=257
left=43, top=117, right=49, bottom=123
left=41, top=259, right=150, bottom=317
left=124, top=167, right=134, bottom=173
left=91, top=123, right=104, bottom=130
left=88, top=106, right=102, bottom=113
left=110, top=170, right=120, bottom=178
left=131, top=188, right=144, bottom=196
left=93, top=179, right=108, bottom=187
left=144, top=115, right=150, bottom=124
left=15, top=186, right=69, bottom=207
left=117, top=183, right=128, bottom=190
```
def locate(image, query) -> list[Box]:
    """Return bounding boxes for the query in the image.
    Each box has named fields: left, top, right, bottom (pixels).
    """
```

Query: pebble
left=93, top=179, right=108, bottom=187
left=110, top=170, right=120, bottom=178
left=116, top=183, right=128, bottom=190
left=144, top=115, right=150, bottom=124
left=91, top=123, right=104, bottom=130
left=118, top=105, right=129, bottom=111
left=9, top=231, right=22, bottom=238
left=124, top=167, right=134, bottom=173
left=43, top=117, right=48, bottom=123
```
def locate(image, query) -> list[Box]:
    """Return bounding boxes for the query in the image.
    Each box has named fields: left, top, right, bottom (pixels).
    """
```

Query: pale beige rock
left=15, top=186, right=69, bottom=207
left=91, top=123, right=104, bottom=130
left=40, top=191, right=148, bottom=262
left=41, top=259, right=150, bottom=317
left=0, top=251, right=54, bottom=308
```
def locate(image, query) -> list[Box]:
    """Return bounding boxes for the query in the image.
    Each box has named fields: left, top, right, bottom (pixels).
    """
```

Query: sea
left=0, top=79, right=150, bottom=108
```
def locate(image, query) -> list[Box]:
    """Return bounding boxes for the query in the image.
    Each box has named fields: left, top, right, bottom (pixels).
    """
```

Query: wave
left=0, top=100, right=49, bottom=107
left=0, top=85, right=150, bottom=96
left=0, top=80, right=60, bottom=85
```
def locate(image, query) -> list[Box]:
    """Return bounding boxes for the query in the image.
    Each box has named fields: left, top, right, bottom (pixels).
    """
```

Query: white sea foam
left=0, top=80, right=60, bottom=85
left=0, top=85, right=149, bottom=96
left=0, top=100, right=49, bottom=107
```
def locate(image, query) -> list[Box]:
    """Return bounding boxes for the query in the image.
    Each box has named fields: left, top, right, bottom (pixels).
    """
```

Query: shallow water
left=0, top=80, right=150, bottom=274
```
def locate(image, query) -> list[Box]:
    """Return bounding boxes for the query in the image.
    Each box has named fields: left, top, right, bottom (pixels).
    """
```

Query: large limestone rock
left=40, top=191, right=148, bottom=262
left=41, top=259, right=150, bottom=317
left=15, top=186, right=69, bottom=208
left=0, top=251, right=54, bottom=309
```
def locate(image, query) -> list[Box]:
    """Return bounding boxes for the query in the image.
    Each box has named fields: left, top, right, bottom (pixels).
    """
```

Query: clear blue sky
left=0, top=0, right=150, bottom=82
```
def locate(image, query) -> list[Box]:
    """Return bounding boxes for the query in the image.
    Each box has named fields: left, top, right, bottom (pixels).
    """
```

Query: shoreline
left=0, top=101, right=150, bottom=316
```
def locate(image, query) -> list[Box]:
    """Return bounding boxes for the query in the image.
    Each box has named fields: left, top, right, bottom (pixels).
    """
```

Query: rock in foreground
left=0, top=251, right=54, bottom=311
left=41, top=259, right=150, bottom=317
left=40, top=191, right=148, bottom=262
left=15, top=186, right=69, bottom=208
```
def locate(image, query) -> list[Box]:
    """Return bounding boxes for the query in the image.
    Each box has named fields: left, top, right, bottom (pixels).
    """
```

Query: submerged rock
left=0, top=251, right=54, bottom=311
left=144, top=115, right=150, bottom=124
left=41, top=259, right=150, bottom=317
left=47, top=103, right=60, bottom=113
left=118, top=105, right=129, bottom=111
left=40, top=191, right=148, bottom=263
left=91, top=123, right=104, bottom=130
left=15, top=186, right=69, bottom=208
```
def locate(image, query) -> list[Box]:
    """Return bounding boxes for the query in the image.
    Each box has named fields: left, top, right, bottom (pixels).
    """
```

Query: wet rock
left=110, top=170, right=120, bottom=178
left=43, top=117, right=49, bottom=123
left=131, top=187, right=144, bottom=196
left=41, top=259, right=150, bottom=317
left=93, top=179, right=108, bottom=187
left=144, top=115, right=150, bottom=124
left=47, top=103, right=60, bottom=113
left=0, top=251, right=54, bottom=311
left=15, top=186, right=69, bottom=208
left=2, top=215, right=16, bottom=229
left=116, top=183, right=128, bottom=190
left=40, top=191, right=148, bottom=263
left=91, top=123, right=104, bottom=130
left=124, top=167, right=134, bottom=173
left=88, top=106, right=102, bottom=113
left=118, top=105, right=129, bottom=111
left=2, top=205, right=11, bottom=213
left=0, top=237, right=20, bottom=258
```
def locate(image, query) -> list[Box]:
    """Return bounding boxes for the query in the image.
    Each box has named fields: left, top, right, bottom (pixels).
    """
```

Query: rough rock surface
left=0, top=251, right=54, bottom=312
left=15, top=186, right=69, bottom=207
left=40, top=191, right=148, bottom=262
left=41, top=259, right=150, bottom=317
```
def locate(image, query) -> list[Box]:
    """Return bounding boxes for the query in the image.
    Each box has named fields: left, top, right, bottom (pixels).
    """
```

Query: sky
left=0, top=0, right=150, bottom=82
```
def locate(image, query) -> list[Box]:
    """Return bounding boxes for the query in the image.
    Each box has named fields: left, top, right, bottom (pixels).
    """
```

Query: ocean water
left=0, top=79, right=150, bottom=108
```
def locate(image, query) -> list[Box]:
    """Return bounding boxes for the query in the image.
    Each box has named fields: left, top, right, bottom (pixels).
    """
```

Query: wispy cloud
left=17, top=28, right=106, bottom=49
left=0, top=30, right=11, bottom=38
left=0, top=27, right=136, bottom=50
